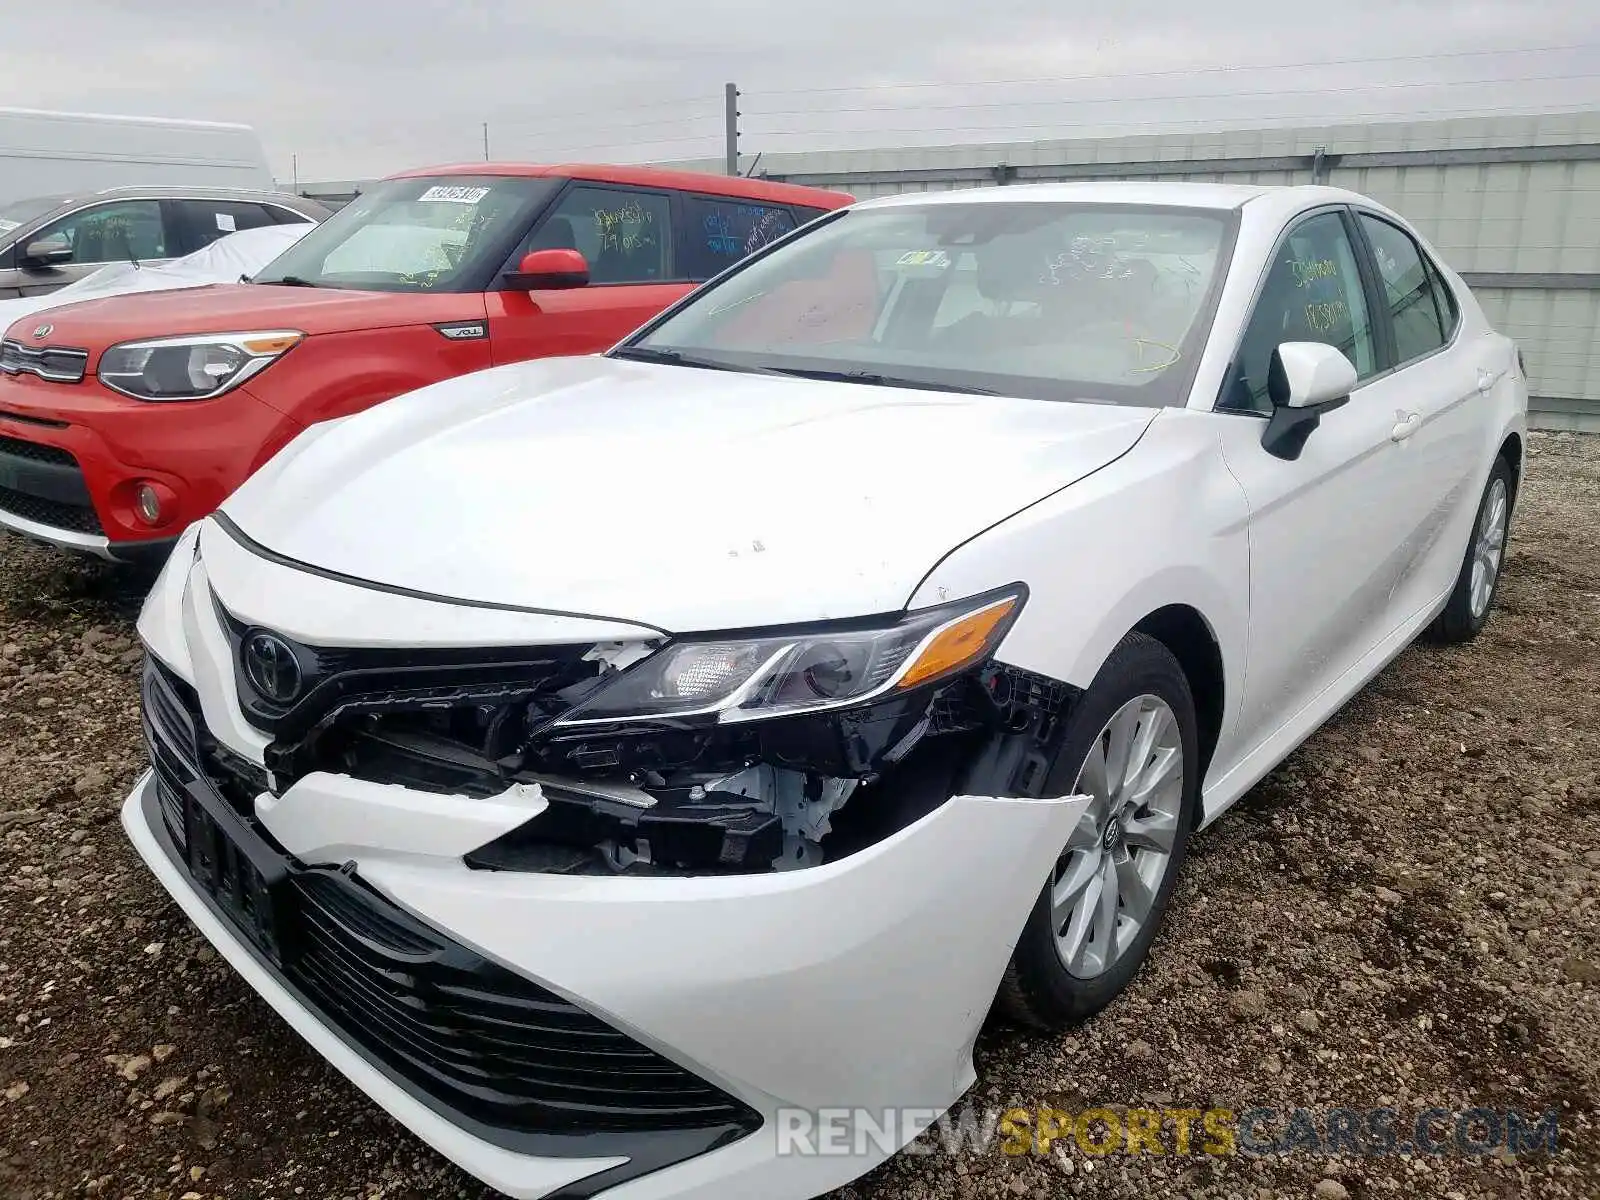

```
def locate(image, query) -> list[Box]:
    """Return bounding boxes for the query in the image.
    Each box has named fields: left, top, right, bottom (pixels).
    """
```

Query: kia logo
left=242, top=632, right=302, bottom=704
left=31, top=324, right=52, bottom=340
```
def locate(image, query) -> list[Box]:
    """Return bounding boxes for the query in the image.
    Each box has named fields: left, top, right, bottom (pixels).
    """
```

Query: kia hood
left=2, top=282, right=482, bottom=349
left=221, top=356, right=1157, bottom=631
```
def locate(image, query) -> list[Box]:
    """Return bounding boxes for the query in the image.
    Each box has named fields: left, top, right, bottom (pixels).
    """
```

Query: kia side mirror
left=503, top=248, right=589, bottom=291
left=1261, top=341, right=1357, bottom=461
left=21, top=235, right=72, bottom=269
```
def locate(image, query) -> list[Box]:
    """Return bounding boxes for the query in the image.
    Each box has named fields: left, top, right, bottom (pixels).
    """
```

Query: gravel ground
left=1, top=431, right=1596, bottom=1200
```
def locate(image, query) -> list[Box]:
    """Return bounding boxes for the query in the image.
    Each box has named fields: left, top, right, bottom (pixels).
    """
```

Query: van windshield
left=253, top=176, right=557, bottom=293
left=620, top=201, right=1238, bottom=407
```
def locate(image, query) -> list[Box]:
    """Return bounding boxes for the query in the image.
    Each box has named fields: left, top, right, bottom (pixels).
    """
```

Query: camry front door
left=1213, top=208, right=1415, bottom=753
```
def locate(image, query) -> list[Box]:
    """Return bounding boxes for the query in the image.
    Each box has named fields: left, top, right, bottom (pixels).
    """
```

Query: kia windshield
left=253, top=175, right=557, bottom=293
left=618, top=201, right=1237, bottom=406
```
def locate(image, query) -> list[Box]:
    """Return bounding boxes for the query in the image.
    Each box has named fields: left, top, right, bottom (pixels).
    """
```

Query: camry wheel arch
left=1498, top=430, right=1523, bottom=508
left=1130, top=604, right=1227, bottom=802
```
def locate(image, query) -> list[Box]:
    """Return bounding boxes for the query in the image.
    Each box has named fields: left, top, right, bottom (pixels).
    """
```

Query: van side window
left=31, top=200, right=167, bottom=264
left=522, top=187, right=671, bottom=285
left=1220, top=212, right=1377, bottom=414
left=679, top=196, right=797, bottom=281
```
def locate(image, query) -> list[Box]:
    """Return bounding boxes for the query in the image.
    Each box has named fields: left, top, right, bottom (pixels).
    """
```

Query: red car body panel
left=0, top=164, right=851, bottom=557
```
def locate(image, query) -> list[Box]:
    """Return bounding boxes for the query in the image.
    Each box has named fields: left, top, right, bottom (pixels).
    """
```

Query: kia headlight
left=97, top=331, right=303, bottom=401
left=557, top=588, right=1024, bottom=726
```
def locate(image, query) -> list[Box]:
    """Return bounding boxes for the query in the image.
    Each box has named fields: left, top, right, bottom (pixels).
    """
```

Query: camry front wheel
left=996, top=633, right=1200, bottom=1030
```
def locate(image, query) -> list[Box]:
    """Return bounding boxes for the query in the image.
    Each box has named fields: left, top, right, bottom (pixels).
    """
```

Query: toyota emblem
left=242, top=632, right=302, bottom=704
left=31, top=324, right=52, bottom=340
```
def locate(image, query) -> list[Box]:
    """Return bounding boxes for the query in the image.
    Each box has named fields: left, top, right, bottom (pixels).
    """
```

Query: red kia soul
left=0, top=164, right=852, bottom=559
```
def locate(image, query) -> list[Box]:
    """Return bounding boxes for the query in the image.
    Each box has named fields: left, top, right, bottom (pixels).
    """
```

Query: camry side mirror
left=21, top=235, right=73, bottom=269
left=1261, top=341, right=1356, bottom=461
left=503, top=248, right=589, bottom=291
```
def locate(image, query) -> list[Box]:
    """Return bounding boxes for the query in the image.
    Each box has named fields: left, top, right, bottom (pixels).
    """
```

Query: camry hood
left=221, top=356, right=1156, bottom=631
left=2, top=283, right=483, bottom=351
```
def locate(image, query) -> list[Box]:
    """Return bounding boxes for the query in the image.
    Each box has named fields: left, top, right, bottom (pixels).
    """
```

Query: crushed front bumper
left=123, top=517, right=1091, bottom=1198
left=123, top=766, right=1084, bottom=1200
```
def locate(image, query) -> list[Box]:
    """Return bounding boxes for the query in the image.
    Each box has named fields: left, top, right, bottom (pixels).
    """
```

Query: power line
left=757, top=42, right=1600, bottom=98
left=325, top=98, right=719, bottom=141
left=486, top=107, right=721, bottom=137
left=520, top=134, right=725, bottom=159
left=747, top=70, right=1600, bottom=119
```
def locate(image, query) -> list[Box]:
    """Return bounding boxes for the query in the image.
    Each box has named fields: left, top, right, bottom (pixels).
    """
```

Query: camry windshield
left=622, top=202, right=1236, bottom=405
left=253, top=175, right=555, bottom=292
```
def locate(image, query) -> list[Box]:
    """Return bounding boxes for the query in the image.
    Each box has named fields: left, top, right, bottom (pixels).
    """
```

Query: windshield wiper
left=762, top=367, right=1000, bottom=395
left=257, top=275, right=322, bottom=288
left=608, top=345, right=781, bottom=375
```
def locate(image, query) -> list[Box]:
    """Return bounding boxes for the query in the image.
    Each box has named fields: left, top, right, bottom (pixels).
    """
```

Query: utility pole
left=291, top=153, right=298, bottom=194
left=483, top=122, right=490, bottom=161
left=724, top=82, right=739, bottom=176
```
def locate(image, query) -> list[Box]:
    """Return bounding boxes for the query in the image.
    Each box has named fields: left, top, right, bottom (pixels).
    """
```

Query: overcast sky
left=7, top=0, right=1599, bottom=184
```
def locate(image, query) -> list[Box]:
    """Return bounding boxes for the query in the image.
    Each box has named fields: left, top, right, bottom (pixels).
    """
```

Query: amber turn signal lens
left=896, top=597, right=1019, bottom=690
left=241, top=334, right=302, bottom=355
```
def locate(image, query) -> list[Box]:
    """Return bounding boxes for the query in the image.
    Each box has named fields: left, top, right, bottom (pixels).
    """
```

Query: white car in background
left=124, top=182, right=1526, bottom=1200
left=0, top=222, right=313, bottom=330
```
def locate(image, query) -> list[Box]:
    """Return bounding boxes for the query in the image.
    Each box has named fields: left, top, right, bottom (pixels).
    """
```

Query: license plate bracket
left=179, top=778, right=298, bottom=967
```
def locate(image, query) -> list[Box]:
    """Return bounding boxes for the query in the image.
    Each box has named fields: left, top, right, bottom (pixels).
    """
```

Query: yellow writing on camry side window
left=1290, top=258, right=1338, bottom=288
left=1304, top=298, right=1349, bottom=334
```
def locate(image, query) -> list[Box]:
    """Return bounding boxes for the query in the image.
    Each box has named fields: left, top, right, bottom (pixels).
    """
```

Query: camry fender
left=907, top=410, right=1252, bottom=781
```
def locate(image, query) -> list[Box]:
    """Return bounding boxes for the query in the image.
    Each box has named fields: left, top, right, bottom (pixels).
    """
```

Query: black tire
left=996, top=632, right=1200, bottom=1031
left=1423, top=454, right=1514, bottom=646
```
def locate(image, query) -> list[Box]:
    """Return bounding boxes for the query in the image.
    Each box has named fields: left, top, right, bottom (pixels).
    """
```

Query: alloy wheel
left=1470, top=477, right=1508, bottom=619
left=1051, top=694, right=1185, bottom=979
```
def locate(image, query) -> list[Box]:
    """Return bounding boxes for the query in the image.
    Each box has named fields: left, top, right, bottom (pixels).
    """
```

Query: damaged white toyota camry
left=124, top=182, right=1526, bottom=1199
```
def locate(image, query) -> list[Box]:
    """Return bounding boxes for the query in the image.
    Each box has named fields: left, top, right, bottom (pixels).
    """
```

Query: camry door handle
left=1391, top=412, right=1422, bottom=442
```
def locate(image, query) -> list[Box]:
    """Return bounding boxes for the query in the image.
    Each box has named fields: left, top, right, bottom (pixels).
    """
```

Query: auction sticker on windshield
left=417, top=186, right=491, bottom=204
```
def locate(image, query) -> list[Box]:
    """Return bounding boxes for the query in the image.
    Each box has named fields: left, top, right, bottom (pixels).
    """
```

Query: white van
left=0, top=108, right=274, bottom=204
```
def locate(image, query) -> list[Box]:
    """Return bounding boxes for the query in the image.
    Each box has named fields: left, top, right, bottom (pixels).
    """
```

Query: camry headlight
left=97, top=330, right=302, bottom=401
left=557, top=588, right=1024, bottom=727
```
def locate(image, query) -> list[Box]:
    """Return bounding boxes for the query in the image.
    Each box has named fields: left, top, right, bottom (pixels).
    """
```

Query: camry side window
left=31, top=200, right=167, bottom=265
left=521, top=186, right=671, bottom=285
left=1221, top=211, right=1377, bottom=415
left=1358, top=213, right=1452, bottom=365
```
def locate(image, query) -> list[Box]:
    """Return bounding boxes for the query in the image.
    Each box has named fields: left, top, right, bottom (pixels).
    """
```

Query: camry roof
left=856, top=180, right=1282, bottom=210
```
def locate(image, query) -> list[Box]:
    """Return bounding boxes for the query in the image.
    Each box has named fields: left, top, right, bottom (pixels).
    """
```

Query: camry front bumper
left=125, top=517, right=1091, bottom=1198
left=123, top=766, right=1086, bottom=1200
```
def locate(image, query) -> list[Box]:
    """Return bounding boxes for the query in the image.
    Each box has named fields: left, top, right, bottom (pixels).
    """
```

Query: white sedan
left=0, top=222, right=313, bottom=329
left=124, top=182, right=1525, bottom=1200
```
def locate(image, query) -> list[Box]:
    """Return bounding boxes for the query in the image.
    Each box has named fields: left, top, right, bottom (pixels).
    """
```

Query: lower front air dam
left=123, top=772, right=1090, bottom=1200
